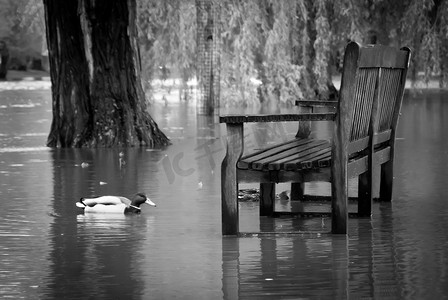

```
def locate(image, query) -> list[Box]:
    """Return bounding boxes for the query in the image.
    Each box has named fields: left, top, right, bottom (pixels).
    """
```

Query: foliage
left=313, top=0, right=331, bottom=97
left=333, top=0, right=448, bottom=87
left=0, top=0, right=45, bottom=69
left=220, top=0, right=263, bottom=106
left=220, top=0, right=448, bottom=102
left=263, top=1, right=308, bottom=103
left=4, top=0, right=448, bottom=102
left=219, top=0, right=335, bottom=105
left=137, top=0, right=196, bottom=95
left=400, top=0, right=448, bottom=86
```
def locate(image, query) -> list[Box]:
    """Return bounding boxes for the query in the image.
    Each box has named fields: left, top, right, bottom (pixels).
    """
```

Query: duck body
left=76, top=193, right=156, bottom=214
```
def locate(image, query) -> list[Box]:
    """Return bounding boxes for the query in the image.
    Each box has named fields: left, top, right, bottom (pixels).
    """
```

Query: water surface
left=1, top=84, right=448, bottom=299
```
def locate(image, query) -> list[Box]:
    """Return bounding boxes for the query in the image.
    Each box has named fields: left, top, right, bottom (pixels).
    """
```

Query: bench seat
left=238, top=138, right=332, bottom=171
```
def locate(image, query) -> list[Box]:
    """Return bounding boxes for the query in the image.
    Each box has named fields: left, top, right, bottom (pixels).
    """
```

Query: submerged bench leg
left=260, top=183, right=275, bottom=216
left=331, top=129, right=348, bottom=234
left=222, top=123, right=244, bottom=235
left=358, top=171, right=373, bottom=217
left=379, top=161, right=393, bottom=202
left=290, top=182, right=305, bottom=201
left=331, top=157, right=348, bottom=234
left=331, top=180, right=348, bottom=234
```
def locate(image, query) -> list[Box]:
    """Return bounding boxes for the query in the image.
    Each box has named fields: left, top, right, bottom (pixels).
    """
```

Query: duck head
left=132, top=193, right=157, bottom=208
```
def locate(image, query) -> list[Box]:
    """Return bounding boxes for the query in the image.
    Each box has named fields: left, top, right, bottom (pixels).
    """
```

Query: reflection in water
left=222, top=235, right=349, bottom=299
left=391, top=91, right=448, bottom=299
left=1, top=89, right=448, bottom=298
left=0, top=88, right=53, bottom=299
left=46, top=149, right=161, bottom=299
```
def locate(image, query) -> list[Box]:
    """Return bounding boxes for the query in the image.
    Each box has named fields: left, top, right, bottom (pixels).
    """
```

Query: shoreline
left=3, top=70, right=447, bottom=91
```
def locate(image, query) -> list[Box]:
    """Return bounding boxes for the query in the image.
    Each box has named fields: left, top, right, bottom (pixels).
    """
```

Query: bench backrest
left=338, top=42, right=411, bottom=153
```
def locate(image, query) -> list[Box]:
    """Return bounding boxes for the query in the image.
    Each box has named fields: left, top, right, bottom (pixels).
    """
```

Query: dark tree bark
left=0, top=40, right=9, bottom=80
left=44, top=0, right=169, bottom=148
left=44, top=0, right=91, bottom=147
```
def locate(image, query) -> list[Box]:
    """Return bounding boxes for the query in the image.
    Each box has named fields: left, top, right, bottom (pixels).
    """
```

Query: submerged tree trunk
left=44, top=0, right=91, bottom=147
left=44, top=0, right=169, bottom=147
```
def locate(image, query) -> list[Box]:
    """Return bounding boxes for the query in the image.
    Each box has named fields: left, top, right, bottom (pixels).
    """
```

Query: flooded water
left=1, top=82, right=448, bottom=299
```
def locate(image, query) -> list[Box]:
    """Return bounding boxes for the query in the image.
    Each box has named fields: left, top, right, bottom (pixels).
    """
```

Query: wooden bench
left=220, top=42, right=411, bottom=235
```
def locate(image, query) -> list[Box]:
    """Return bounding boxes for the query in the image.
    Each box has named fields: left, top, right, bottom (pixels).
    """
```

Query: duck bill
left=145, top=198, right=157, bottom=207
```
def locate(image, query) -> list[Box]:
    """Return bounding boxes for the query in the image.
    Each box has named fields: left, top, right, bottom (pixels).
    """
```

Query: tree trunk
left=44, top=0, right=91, bottom=147
left=196, top=0, right=220, bottom=115
left=44, top=0, right=169, bottom=148
left=0, top=41, right=9, bottom=80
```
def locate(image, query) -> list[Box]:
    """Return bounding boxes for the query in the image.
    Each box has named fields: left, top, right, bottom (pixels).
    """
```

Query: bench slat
left=220, top=113, right=335, bottom=124
left=317, top=155, right=332, bottom=168
left=283, top=146, right=332, bottom=171
left=239, top=139, right=330, bottom=171
left=348, top=130, right=392, bottom=155
left=250, top=140, right=329, bottom=170
left=269, top=145, right=329, bottom=171
left=350, top=68, right=378, bottom=141
left=359, top=46, right=409, bottom=69
left=375, top=130, right=391, bottom=145
left=377, top=69, right=402, bottom=131
left=241, top=138, right=311, bottom=160
left=238, top=138, right=313, bottom=169
left=349, top=136, right=369, bottom=155
left=296, top=100, right=338, bottom=107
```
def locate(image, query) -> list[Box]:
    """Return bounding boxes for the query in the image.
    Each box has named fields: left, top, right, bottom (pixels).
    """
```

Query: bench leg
left=260, top=183, right=275, bottom=216
left=290, top=182, right=305, bottom=201
left=331, top=178, right=348, bottom=234
left=331, top=145, right=348, bottom=234
left=222, top=123, right=244, bottom=235
left=358, top=171, right=373, bottom=217
left=379, top=161, right=393, bottom=202
left=222, top=166, right=238, bottom=235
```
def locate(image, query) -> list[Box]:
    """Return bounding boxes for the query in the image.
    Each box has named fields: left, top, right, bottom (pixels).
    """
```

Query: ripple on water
left=0, top=210, right=50, bottom=299
left=0, top=90, right=448, bottom=299
left=0, top=146, right=49, bottom=153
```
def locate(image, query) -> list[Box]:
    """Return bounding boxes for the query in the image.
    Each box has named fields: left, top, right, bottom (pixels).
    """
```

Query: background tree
left=5, top=0, right=448, bottom=110
left=334, top=0, right=448, bottom=87
left=44, top=0, right=169, bottom=147
left=0, top=0, right=44, bottom=70
left=137, top=0, right=197, bottom=100
left=400, top=0, right=448, bottom=86
left=196, top=0, right=221, bottom=114
left=220, top=0, right=336, bottom=106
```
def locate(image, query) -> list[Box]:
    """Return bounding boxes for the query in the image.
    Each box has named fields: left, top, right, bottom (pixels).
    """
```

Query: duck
left=76, top=193, right=156, bottom=214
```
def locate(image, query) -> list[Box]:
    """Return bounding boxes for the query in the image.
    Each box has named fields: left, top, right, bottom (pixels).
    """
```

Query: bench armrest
left=219, top=113, right=335, bottom=124
left=296, top=100, right=338, bottom=107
